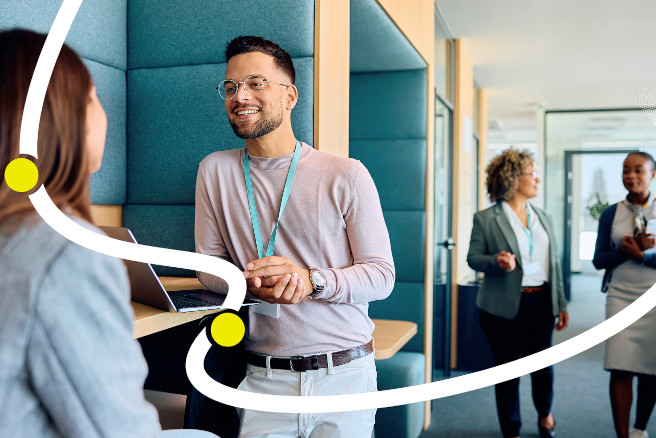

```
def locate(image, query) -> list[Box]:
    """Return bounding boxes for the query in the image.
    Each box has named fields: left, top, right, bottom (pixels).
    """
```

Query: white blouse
left=502, top=202, right=550, bottom=286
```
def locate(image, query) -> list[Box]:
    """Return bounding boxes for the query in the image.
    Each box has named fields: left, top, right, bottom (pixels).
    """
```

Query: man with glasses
left=194, top=36, right=395, bottom=437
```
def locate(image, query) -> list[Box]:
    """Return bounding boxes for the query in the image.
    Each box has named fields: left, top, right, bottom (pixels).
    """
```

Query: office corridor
left=421, top=274, right=656, bottom=437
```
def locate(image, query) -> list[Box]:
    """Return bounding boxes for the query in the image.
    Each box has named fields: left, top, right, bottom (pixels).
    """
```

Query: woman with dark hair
left=0, top=29, right=215, bottom=438
left=467, top=149, right=569, bottom=438
left=593, top=151, right=656, bottom=438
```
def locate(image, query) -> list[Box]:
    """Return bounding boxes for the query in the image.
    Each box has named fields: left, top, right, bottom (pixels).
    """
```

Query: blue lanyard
left=243, top=141, right=301, bottom=259
left=524, top=205, right=533, bottom=258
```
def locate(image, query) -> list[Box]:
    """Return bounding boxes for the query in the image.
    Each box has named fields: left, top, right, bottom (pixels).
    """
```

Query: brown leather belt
left=246, top=339, right=374, bottom=372
left=522, top=283, right=549, bottom=294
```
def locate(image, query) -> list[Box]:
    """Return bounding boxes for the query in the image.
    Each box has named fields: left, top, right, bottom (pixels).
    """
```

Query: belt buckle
left=290, top=356, right=303, bottom=372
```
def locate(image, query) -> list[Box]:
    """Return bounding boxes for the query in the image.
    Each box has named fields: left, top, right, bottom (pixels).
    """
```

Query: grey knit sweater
left=195, top=143, right=395, bottom=357
left=0, top=216, right=161, bottom=438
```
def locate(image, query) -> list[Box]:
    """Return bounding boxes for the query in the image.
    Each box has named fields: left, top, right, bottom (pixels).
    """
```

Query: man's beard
left=229, top=107, right=284, bottom=139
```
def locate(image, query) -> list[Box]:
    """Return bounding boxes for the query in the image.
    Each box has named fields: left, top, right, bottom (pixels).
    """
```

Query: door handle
left=441, top=237, right=456, bottom=249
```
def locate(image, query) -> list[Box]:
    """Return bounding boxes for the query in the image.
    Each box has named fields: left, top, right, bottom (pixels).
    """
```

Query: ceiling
left=436, top=0, right=656, bottom=144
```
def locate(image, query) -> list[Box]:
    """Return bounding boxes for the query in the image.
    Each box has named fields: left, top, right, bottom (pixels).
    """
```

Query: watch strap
left=308, top=269, right=325, bottom=298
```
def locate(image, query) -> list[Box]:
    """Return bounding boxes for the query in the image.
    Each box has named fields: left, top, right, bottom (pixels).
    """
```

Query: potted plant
left=587, top=192, right=610, bottom=222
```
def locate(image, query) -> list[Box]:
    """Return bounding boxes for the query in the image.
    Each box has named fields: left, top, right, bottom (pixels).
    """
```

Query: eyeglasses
left=522, top=171, right=540, bottom=179
left=217, top=75, right=290, bottom=100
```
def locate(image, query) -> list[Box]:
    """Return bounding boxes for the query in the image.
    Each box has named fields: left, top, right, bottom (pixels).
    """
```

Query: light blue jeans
left=237, top=353, right=377, bottom=438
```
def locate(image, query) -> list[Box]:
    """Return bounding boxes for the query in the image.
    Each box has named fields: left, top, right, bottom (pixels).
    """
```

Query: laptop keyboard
left=168, top=290, right=225, bottom=310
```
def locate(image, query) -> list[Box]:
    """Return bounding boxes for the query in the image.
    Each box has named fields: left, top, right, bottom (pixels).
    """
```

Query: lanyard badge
left=522, top=205, right=542, bottom=277
left=244, top=141, right=301, bottom=318
left=524, top=205, right=533, bottom=260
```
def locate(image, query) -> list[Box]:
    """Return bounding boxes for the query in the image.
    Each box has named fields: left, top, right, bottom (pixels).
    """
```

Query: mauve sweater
left=195, top=142, right=395, bottom=356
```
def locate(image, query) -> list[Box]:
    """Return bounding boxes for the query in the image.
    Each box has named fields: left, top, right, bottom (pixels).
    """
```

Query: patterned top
left=608, top=201, right=656, bottom=293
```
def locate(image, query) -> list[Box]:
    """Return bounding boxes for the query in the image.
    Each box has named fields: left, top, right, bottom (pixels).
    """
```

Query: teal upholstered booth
left=1, top=1, right=314, bottom=277
left=1, top=0, right=128, bottom=206
left=3, top=1, right=426, bottom=435
left=124, top=0, right=315, bottom=276
left=350, top=1, right=428, bottom=437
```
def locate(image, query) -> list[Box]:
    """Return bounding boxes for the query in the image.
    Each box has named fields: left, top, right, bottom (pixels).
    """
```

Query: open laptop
left=100, top=226, right=259, bottom=312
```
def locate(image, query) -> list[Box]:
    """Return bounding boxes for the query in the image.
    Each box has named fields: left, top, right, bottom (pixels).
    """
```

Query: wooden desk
left=371, top=319, right=417, bottom=360
left=134, top=277, right=418, bottom=360
left=132, top=301, right=220, bottom=338
left=132, top=276, right=218, bottom=338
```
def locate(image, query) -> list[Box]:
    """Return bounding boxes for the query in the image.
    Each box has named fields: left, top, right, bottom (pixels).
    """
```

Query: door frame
left=434, top=91, right=454, bottom=376
left=563, top=148, right=637, bottom=300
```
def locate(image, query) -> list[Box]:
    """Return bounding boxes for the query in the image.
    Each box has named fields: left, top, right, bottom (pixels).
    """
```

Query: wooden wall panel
left=477, top=89, right=488, bottom=210
left=314, top=0, right=350, bottom=157
left=317, top=0, right=435, bottom=428
left=422, top=63, right=435, bottom=432
left=451, top=39, right=474, bottom=368
left=374, top=0, right=435, bottom=429
left=376, top=0, right=434, bottom=62
left=90, top=204, right=122, bottom=227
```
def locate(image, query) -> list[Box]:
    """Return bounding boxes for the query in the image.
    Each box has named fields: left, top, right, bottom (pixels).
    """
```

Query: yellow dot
left=4, top=158, right=38, bottom=193
left=210, top=312, right=245, bottom=347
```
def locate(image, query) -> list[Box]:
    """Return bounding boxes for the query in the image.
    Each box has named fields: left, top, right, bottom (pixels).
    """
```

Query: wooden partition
left=90, top=205, right=123, bottom=227
left=451, top=39, right=475, bottom=368
left=314, top=0, right=350, bottom=157
left=477, top=89, right=488, bottom=211
left=372, top=0, right=434, bottom=429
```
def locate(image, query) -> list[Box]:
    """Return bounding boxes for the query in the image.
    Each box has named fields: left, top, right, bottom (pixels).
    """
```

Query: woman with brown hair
left=0, top=29, right=215, bottom=438
left=467, top=149, right=569, bottom=438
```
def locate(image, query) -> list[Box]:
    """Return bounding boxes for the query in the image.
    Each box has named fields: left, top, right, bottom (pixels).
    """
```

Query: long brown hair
left=0, top=29, right=93, bottom=224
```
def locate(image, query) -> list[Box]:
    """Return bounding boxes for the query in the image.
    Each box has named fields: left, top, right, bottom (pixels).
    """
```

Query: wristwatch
left=308, top=269, right=326, bottom=298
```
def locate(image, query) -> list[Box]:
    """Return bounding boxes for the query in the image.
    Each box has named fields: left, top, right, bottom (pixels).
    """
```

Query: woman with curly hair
left=467, top=149, right=569, bottom=438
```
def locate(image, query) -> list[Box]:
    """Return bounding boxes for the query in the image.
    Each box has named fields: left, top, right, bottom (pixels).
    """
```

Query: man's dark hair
left=225, top=36, right=295, bottom=85
left=626, top=151, right=656, bottom=170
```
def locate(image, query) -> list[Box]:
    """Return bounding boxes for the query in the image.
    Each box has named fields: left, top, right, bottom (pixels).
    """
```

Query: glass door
left=564, top=149, right=639, bottom=300
left=434, top=94, right=454, bottom=375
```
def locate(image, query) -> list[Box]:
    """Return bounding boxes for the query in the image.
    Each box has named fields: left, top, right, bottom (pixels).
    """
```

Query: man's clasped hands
left=242, top=256, right=313, bottom=304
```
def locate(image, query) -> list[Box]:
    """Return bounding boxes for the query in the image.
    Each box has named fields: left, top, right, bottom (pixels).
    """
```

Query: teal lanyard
left=524, top=205, right=533, bottom=258
left=243, top=141, right=301, bottom=259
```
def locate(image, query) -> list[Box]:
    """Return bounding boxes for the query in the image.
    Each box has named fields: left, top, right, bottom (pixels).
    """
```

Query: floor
left=419, top=274, right=656, bottom=437
left=147, top=274, right=656, bottom=437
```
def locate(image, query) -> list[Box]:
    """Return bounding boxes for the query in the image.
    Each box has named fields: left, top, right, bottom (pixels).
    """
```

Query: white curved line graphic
left=186, top=282, right=656, bottom=413
left=20, top=0, right=656, bottom=415
left=20, top=0, right=246, bottom=312
left=28, top=188, right=245, bottom=311
left=20, top=0, right=83, bottom=159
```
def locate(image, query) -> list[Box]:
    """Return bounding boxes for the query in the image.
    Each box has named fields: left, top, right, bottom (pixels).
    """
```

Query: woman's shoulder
left=474, top=203, right=502, bottom=220
left=1, top=216, right=126, bottom=294
left=600, top=202, right=620, bottom=222
left=9, top=215, right=109, bottom=254
left=42, top=218, right=128, bottom=287
left=527, top=203, right=548, bottom=220
left=1, top=217, right=75, bottom=277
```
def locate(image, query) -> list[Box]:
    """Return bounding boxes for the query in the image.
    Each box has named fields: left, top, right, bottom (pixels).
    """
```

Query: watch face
left=312, top=270, right=326, bottom=287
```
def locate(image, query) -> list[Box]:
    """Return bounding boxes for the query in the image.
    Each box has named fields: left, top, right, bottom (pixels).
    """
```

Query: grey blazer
left=466, top=202, right=568, bottom=319
left=0, top=217, right=162, bottom=438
